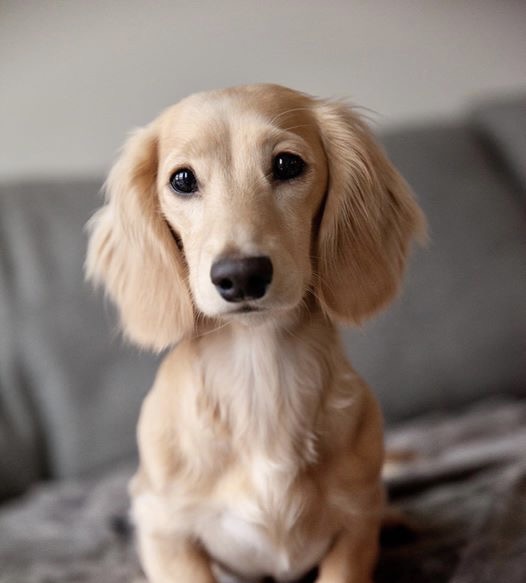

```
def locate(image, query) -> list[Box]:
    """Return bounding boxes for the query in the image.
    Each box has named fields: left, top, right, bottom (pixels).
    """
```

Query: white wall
left=1, top=0, right=526, bottom=180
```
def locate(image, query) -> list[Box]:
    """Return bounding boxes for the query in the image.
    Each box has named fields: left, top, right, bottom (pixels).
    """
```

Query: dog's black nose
left=210, top=256, right=273, bottom=303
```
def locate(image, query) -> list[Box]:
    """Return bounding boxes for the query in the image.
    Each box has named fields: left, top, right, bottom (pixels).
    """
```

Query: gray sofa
left=0, top=95, right=525, bottom=582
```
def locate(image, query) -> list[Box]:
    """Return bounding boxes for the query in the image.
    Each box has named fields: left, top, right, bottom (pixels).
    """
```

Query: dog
left=86, top=84, right=425, bottom=583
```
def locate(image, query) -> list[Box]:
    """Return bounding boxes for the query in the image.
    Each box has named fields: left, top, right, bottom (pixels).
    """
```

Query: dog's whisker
left=268, top=106, right=314, bottom=126
left=194, top=320, right=231, bottom=339
left=192, top=313, right=233, bottom=339
left=304, top=286, right=323, bottom=306
left=281, top=123, right=315, bottom=133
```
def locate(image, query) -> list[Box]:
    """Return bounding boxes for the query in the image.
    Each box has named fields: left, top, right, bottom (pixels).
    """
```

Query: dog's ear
left=314, top=100, right=426, bottom=324
left=85, top=122, right=194, bottom=350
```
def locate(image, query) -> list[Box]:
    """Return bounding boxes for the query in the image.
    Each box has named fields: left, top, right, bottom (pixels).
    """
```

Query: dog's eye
left=272, top=152, right=305, bottom=181
left=169, top=168, right=198, bottom=195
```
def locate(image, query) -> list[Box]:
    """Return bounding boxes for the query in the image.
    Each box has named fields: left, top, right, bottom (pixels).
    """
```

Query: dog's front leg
left=138, top=530, right=217, bottom=583
left=315, top=519, right=380, bottom=583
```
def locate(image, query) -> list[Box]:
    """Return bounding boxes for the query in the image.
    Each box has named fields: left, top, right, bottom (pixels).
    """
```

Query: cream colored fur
left=86, top=84, right=425, bottom=583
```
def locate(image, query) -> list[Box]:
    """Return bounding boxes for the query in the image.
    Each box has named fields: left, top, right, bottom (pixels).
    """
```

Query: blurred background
left=2, top=1, right=526, bottom=179
left=1, top=0, right=525, bottom=497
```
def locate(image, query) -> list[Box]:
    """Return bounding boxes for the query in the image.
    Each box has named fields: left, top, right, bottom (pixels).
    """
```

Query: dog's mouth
left=228, top=305, right=264, bottom=315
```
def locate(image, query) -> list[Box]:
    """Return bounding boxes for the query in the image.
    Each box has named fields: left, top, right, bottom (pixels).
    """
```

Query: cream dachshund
left=86, top=84, right=425, bottom=583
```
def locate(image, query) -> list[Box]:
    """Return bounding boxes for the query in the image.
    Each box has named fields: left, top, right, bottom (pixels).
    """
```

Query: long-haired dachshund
left=86, top=84, right=425, bottom=583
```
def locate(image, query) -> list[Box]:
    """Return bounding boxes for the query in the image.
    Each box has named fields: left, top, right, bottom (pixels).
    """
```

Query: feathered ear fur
left=314, top=101, right=426, bottom=324
left=85, top=123, right=194, bottom=350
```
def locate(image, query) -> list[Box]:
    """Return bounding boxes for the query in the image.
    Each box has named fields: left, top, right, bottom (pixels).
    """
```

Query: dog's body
left=86, top=84, right=424, bottom=583
left=131, top=306, right=383, bottom=583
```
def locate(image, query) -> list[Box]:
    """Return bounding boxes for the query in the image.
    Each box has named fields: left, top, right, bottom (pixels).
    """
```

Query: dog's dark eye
left=272, top=152, right=305, bottom=181
left=169, top=168, right=198, bottom=195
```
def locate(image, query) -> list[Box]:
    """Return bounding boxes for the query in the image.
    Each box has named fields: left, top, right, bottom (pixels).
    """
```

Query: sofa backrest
left=0, top=180, right=158, bottom=499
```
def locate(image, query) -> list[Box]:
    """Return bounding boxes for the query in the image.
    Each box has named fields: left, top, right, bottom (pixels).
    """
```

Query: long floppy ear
left=314, top=101, right=426, bottom=324
left=85, top=122, right=194, bottom=350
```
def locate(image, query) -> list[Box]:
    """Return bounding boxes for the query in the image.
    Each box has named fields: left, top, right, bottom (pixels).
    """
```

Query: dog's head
left=86, top=84, right=425, bottom=350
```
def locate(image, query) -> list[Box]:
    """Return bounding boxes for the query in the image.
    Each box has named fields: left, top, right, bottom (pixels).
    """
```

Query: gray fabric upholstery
left=471, top=95, right=526, bottom=196
left=0, top=181, right=158, bottom=496
left=343, top=121, right=526, bottom=421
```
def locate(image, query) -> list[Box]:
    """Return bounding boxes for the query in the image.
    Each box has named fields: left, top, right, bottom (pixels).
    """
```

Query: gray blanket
left=1, top=399, right=525, bottom=583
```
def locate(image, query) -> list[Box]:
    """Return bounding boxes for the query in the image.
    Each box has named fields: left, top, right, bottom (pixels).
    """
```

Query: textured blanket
left=1, top=399, right=525, bottom=583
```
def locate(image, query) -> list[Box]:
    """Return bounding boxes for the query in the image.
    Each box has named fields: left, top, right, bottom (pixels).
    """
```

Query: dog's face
left=157, top=87, right=327, bottom=320
left=87, top=84, right=425, bottom=350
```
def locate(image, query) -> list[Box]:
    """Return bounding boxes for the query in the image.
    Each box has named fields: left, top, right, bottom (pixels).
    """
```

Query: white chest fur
left=134, top=460, right=333, bottom=582
left=199, top=505, right=331, bottom=583
left=193, top=321, right=334, bottom=581
left=195, top=449, right=332, bottom=582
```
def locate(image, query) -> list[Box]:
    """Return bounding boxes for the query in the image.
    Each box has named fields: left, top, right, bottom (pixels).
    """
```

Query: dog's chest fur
left=199, top=321, right=327, bottom=456
left=192, top=322, right=334, bottom=581
left=197, top=454, right=331, bottom=582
